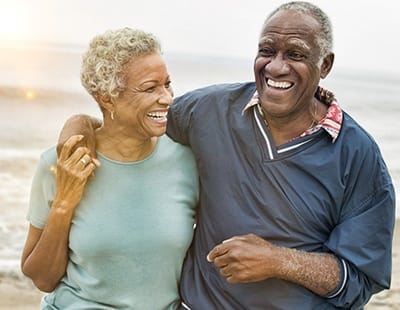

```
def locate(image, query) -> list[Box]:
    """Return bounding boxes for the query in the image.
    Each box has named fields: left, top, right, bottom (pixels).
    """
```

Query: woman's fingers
left=58, top=135, right=84, bottom=161
left=53, top=143, right=100, bottom=178
left=82, top=162, right=98, bottom=179
left=78, top=154, right=90, bottom=166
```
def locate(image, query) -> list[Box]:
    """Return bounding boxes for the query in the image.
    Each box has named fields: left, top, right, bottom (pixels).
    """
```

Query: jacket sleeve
left=324, top=141, right=396, bottom=309
left=167, top=89, right=204, bottom=146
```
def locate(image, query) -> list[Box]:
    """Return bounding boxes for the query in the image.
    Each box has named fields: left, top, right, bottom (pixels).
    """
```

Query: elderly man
left=169, top=2, right=395, bottom=309
left=58, top=1, right=395, bottom=309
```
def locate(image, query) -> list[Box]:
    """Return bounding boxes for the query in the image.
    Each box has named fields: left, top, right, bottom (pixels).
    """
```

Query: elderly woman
left=21, top=28, right=199, bottom=309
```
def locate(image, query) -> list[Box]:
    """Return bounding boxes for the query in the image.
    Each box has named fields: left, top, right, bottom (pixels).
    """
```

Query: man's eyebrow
left=287, top=39, right=312, bottom=51
left=259, top=34, right=312, bottom=50
left=258, top=37, right=274, bottom=46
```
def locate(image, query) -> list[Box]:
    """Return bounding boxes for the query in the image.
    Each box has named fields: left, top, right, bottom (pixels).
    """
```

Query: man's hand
left=207, top=234, right=281, bottom=283
left=207, top=233, right=340, bottom=296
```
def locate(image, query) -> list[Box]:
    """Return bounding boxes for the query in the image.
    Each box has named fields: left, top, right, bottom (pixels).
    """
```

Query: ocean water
left=0, top=45, right=399, bottom=275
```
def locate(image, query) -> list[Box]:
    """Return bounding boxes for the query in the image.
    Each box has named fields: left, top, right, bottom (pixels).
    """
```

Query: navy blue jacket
left=167, top=82, right=395, bottom=309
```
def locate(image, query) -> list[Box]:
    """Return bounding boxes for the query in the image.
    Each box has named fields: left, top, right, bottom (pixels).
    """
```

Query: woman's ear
left=320, top=53, right=334, bottom=79
left=96, top=94, right=113, bottom=113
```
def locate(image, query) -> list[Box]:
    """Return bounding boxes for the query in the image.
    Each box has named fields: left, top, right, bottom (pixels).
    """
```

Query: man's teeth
left=267, top=79, right=292, bottom=89
left=147, top=111, right=167, bottom=119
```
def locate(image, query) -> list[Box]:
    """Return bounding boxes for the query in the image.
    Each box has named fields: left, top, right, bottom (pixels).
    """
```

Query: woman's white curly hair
left=81, top=27, right=161, bottom=102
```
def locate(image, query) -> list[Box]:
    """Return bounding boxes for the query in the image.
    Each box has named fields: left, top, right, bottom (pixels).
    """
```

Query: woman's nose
left=158, top=87, right=173, bottom=105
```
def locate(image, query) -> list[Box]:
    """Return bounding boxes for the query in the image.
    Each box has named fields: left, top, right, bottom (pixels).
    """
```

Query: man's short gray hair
left=81, top=27, right=161, bottom=101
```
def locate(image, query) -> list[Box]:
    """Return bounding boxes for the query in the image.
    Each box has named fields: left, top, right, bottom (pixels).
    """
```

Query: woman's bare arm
left=21, top=136, right=99, bottom=292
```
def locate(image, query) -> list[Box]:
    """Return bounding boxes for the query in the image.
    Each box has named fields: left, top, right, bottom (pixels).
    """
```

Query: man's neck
left=262, top=100, right=328, bottom=146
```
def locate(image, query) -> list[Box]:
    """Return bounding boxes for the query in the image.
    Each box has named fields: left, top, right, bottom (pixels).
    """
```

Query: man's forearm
left=208, top=233, right=341, bottom=296
left=276, top=246, right=340, bottom=296
left=57, top=114, right=101, bottom=156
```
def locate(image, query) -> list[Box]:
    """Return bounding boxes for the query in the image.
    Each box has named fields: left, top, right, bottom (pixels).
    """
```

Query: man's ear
left=320, top=53, right=334, bottom=79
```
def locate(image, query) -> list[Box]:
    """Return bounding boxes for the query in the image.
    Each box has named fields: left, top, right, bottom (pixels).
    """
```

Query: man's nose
left=266, top=54, right=290, bottom=75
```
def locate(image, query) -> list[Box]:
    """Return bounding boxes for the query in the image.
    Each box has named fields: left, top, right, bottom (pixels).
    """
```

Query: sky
left=0, top=0, right=399, bottom=77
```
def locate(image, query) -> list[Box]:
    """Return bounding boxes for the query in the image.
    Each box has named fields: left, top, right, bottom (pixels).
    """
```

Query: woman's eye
left=144, top=86, right=156, bottom=93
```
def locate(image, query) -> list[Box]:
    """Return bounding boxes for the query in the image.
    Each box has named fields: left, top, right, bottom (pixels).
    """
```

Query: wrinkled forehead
left=260, top=9, right=320, bottom=39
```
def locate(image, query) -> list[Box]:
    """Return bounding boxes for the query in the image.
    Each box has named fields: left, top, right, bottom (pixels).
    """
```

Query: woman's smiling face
left=112, top=52, right=173, bottom=139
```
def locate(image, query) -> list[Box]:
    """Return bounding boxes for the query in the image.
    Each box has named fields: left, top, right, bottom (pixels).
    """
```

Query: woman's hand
left=53, top=135, right=100, bottom=212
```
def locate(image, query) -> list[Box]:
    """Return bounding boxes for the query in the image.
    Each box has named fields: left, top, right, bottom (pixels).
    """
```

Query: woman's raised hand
left=53, top=135, right=100, bottom=212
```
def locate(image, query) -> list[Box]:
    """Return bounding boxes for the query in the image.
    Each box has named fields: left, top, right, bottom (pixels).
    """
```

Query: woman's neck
left=95, top=127, right=158, bottom=162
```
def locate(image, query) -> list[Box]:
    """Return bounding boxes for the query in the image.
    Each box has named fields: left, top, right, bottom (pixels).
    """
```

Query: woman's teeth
left=147, top=111, right=167, bottom=120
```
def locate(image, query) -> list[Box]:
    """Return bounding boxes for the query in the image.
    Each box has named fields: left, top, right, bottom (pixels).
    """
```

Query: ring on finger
left=80, top=158, right=88, bottom=165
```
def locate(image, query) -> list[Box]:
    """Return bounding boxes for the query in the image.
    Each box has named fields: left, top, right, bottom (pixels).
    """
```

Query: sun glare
left=0, top=2, right=29, bottom=41
left=24, top=90, right=36, bottom=100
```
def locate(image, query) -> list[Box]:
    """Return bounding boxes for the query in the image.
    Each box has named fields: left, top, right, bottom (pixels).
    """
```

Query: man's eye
left=165, top=81, right=172, bottom=88
left=259, top=48, right=275, bottom=57
left=288, top=52, right=305, bottom=60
